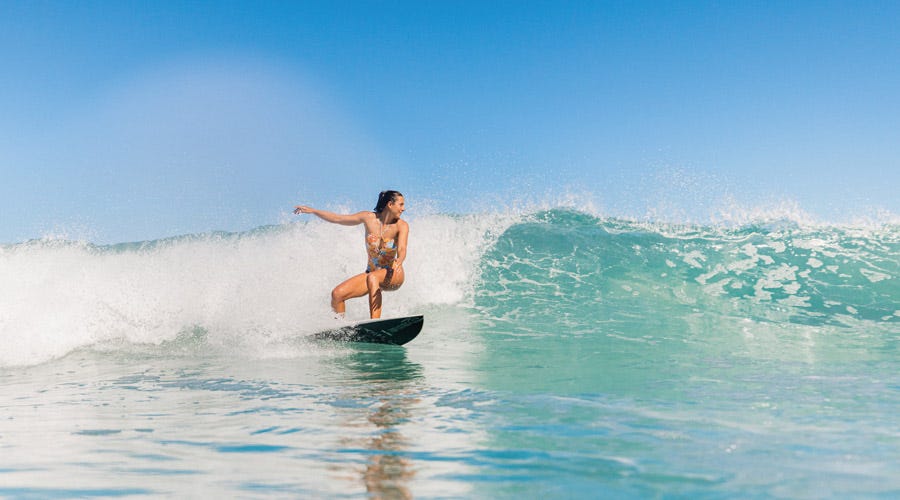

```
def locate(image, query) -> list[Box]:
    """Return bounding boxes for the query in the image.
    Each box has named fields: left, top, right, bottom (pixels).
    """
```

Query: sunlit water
left=2, top=210, right=899, bottom=497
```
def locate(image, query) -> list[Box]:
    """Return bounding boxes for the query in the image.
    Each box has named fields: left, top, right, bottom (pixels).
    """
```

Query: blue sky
left=2, top=1, right=898, bottom=243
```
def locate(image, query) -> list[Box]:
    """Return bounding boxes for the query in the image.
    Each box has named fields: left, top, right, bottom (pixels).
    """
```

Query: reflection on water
left=339, top=346, right=424, bottom=383
left=329, top=346, right=424, bottom=499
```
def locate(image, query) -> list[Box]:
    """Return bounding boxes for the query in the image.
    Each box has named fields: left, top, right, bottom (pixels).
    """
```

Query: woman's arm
left=294, top=206, right=369, bottom=226
left=393, top=220, right=409, bottom=268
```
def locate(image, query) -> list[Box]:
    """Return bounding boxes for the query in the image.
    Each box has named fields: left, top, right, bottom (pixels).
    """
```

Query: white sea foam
left=0, top=213, right=515, bottom=367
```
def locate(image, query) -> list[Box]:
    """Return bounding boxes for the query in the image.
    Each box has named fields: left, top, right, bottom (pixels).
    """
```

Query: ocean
left=1, top=208, right=898, bottom=498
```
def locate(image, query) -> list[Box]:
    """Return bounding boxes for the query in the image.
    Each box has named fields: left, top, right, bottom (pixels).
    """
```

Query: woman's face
left=387, top=196, right=405, bottom=218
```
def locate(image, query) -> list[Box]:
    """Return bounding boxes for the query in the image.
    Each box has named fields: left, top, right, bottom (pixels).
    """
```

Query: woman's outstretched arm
left=293, top=206, right=369, bottom=226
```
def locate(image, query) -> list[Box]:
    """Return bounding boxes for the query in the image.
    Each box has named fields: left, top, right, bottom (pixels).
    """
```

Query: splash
left=0, top=213, right=513, bottom=367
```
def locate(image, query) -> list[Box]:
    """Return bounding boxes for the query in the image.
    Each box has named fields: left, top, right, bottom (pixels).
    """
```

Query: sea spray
left=0, top=213, right=514, bottom=366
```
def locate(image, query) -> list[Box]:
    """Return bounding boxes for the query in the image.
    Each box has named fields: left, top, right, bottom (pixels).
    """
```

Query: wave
left=475, top=210, right=899, bottom=345
left=2, top=209, right=898, bottom=367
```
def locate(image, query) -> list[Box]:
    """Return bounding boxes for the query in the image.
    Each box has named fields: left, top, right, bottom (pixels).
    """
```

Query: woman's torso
left=365, top=214, right=399, bottom=271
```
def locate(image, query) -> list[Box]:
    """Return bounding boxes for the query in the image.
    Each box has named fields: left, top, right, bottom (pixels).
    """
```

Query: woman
left=294, top=190, right=408, bottom=319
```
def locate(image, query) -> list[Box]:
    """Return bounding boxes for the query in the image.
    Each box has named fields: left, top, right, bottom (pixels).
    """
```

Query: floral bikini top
left=366, top=223, right=398, bottom=272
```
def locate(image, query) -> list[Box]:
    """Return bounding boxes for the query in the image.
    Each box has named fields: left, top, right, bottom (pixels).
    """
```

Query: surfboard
left=313, top=315, right=424, bottom=345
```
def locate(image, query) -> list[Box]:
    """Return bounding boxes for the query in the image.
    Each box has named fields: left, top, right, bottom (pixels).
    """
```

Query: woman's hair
left=374, top=190, right=403, bottom=213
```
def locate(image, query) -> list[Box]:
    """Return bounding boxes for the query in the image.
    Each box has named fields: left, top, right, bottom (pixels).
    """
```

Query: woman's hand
left=293, top=205, right=314, bottom=215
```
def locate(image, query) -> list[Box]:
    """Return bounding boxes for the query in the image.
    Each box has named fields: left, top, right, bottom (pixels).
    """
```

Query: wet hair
left=374, top=190, right=403, bottom=213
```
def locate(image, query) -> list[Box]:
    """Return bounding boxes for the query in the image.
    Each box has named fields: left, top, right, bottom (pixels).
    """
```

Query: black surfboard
left=313, top=315, right=424, bottom=346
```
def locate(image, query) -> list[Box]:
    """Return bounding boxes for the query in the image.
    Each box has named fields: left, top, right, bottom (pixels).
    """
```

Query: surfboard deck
left=313, top=315, right=423, bottom=346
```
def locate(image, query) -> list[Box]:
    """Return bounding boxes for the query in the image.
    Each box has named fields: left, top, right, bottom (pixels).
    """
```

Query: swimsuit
left=365, top=220, right=398, bottom=273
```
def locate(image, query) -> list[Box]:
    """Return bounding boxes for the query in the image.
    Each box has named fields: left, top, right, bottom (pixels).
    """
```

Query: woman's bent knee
left=366, top=272, right=381, bottom=290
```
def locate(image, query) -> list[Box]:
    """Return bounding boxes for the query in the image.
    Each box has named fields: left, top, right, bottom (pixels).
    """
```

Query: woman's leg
left=332, top=268, right=406, bottom=319
left=366, top=270, right=386, bottom=319
left=365, top=267, right=406, bottom=318
left=330, top=273, right=369, bottom=316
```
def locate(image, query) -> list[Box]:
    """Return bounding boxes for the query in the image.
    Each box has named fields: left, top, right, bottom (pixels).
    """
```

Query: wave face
left=1, top=209, right=898, bottom=367
left=474, top=210, right=899, bottom=387
left=478, top=210, right=899, bottom=325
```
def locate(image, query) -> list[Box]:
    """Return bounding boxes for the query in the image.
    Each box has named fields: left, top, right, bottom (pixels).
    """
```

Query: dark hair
left=374, top=190, right=403, bottom=213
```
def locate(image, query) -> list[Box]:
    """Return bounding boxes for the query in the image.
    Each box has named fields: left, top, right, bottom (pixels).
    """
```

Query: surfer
left=294, top=190, right=408, bottom=319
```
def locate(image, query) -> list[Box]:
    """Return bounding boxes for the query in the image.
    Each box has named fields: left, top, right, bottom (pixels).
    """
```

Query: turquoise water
left=1, top=210, right=898, bottom=497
